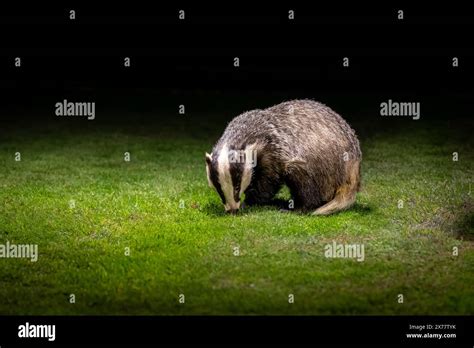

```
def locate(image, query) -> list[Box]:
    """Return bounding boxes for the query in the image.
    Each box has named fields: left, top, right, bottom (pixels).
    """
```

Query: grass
left=0, top=111, right=473, bottom=315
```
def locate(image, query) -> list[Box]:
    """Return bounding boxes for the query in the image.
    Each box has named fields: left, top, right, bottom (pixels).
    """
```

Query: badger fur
left=205, top=99, right=362, bottom=215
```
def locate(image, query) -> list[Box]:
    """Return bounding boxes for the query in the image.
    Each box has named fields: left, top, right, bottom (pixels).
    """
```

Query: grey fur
left=206, top=99, right=362, bottom=214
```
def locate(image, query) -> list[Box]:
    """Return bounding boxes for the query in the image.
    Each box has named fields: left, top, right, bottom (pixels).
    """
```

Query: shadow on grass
left=201, top=202, right=227, bottom=217
left=201, top=200, right=374, bottom=218
left=454, top=201, right=474, bottom=241
left=349, top=202, right=374, bottom=216
left=411, top=199, right=474, bottom=240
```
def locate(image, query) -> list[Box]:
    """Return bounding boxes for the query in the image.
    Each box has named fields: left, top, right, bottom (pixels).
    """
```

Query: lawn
left=0, top=108, right=473, bottom=315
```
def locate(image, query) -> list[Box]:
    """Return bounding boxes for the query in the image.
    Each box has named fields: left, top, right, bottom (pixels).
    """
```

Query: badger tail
left=312, top=160, right=361, bottom=216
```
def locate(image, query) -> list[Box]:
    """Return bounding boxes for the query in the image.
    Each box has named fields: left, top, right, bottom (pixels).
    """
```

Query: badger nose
left=227, top=209, right=239, bottom=215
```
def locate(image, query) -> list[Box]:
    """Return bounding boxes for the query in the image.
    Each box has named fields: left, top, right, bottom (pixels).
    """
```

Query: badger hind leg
left=313, top=160, right=361, bottom=216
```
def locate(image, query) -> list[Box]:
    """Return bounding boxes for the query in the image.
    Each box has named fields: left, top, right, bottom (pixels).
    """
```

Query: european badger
left=205, top=100, right=361, bottom=215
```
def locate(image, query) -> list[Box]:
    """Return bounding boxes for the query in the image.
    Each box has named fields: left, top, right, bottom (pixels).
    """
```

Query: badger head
left=205, top=144, right=257, bottom=214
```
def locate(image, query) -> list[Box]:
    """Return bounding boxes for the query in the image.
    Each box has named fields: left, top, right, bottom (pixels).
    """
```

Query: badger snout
left=224, top=200, right=241, bottom=214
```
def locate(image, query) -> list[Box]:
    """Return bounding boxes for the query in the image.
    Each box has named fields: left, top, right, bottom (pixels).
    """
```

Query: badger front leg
left=244, top=176, right=282, bottom=206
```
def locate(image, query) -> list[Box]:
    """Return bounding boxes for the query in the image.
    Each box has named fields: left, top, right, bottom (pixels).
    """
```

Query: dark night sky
left=0, top=3, right=473, bottom=122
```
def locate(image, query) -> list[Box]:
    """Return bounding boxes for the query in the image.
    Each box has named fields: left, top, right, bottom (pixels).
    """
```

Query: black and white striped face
left=205, top=145, right=255, bottom=214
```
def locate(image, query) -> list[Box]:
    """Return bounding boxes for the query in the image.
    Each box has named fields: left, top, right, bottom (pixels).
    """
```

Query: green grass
left=0, top=114, right=473, bottom=315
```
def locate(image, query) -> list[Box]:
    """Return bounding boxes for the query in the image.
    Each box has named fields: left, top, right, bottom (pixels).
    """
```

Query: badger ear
left=205, top=153, right=214, bottom=188
left=205, top=152, right=212, bottom=165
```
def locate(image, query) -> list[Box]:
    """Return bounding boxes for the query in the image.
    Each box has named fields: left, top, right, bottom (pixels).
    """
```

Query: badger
left=205, top=99, right=362, bottom=215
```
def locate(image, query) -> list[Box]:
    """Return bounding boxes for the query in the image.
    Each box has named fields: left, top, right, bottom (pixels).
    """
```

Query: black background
left=1, top=315, right=473, bottom=345
left=1, top=2, right=473, bottom=122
